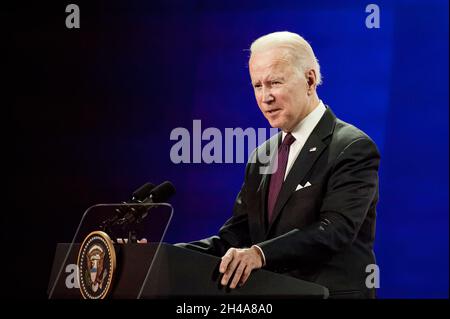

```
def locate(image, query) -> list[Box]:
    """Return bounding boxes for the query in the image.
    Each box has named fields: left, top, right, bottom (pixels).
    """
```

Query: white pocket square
left=295, top=181, right=312, bottom=191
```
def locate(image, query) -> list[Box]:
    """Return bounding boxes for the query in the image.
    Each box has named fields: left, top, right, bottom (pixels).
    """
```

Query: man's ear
left=305, top=69, right=317, bottom=88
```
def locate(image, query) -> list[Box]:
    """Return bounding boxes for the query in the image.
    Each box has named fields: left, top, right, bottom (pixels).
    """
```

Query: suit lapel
left=265, top=106, right=336, bottom=236
left=267, top=135, right=326, bottom=230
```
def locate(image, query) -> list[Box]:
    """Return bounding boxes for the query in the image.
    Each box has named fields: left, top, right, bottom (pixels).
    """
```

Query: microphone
left=100, top=182, right=156, bottom=230
left=131, top=182, right=155, bottom=202
left=116, top=181, right=176, bottom=225
left=147, top=181, right=176, bottom=203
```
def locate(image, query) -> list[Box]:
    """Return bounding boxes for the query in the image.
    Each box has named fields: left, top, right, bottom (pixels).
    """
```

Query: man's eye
left=253, top=84, right=262, bottom=89
left=271, top=81, right=282, bottom=85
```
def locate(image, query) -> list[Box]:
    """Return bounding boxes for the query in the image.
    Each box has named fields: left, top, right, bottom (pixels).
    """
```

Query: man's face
left=249, top=48, right=310, bottom=132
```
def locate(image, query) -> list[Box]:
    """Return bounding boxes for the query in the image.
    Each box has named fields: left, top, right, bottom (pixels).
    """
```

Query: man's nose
left=262, top=87, right=274, bottom=104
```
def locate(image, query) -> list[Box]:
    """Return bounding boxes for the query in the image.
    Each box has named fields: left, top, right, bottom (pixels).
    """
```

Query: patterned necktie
left=267, top=132, right=296, bottom=223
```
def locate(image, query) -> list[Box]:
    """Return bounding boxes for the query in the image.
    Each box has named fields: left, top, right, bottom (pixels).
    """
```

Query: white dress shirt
left=253, top=100, right=326, bottom=266
left=282, top=100, right=326, bottom=181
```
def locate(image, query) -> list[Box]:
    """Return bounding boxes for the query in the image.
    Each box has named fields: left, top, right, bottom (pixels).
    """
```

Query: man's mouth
left=266, top=108, right=281, bottom=115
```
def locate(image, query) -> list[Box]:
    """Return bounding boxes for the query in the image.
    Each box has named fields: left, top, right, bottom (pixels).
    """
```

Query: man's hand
left=219, top=246, right=263, bottom=289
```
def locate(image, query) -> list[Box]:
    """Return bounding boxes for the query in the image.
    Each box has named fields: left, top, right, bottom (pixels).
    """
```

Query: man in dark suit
left=178, top=31, right=380, bottom=298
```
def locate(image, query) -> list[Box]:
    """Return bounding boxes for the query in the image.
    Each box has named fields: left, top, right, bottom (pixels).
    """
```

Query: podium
left=47, top=202, right=328, bottom=299
left=48, top=242, right=329, bottom=299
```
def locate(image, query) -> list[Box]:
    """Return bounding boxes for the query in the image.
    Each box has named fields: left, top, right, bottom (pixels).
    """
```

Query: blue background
left=10, top=0, right=448, bottom=298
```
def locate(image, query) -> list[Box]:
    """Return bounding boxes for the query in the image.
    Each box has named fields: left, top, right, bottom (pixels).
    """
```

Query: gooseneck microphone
left=116, top=181, right=176, bottom=225
left=99, top=181, right=176, bottom=244
left=100, top=182, right=155, bottom=230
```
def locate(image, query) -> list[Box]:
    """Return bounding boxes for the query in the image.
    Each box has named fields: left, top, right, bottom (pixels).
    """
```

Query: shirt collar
left=282, top=100, right=327, bottom=142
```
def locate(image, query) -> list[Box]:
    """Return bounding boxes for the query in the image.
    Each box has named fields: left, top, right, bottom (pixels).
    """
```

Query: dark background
left=6, top=0, right=448, bottom=298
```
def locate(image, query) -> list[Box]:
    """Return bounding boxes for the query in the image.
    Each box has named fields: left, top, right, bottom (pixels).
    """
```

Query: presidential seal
left=77, top=231, right=116, bottom=299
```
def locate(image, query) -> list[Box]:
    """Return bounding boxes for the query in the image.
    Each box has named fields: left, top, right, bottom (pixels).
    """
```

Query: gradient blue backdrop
left=11, top=0, right=448, bottom=298
left=79, top=0, right=450, bottom=298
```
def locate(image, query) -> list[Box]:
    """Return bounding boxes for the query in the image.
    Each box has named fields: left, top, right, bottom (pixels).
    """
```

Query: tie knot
left=282, top=133, right=296, bottom=146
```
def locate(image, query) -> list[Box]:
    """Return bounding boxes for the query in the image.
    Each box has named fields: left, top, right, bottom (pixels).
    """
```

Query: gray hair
left=250, top=31, right=322, bottom=86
